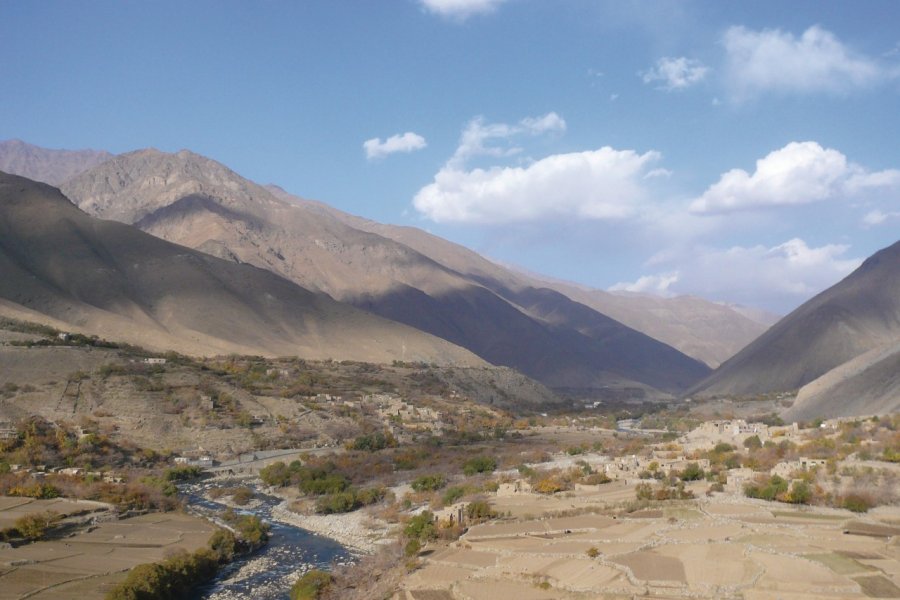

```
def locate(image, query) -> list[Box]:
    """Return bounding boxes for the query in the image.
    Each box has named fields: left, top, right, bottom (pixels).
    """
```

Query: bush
left=533, top=477, right=565, bottom=495
left=442, top=486, right=466, bottom=505
left=163, top=465, right=203, bottom=481
left=583, top=472, right=611, bottom=485
left=744, top=474, right=788, bottom=501
left=411, top=474, right=446, bottom=492
left=105, top=542, right=224, bottom=600
left=466, top=500, right=496, bottom=522
left=404, top=511, right=437, bottom=544
left=315, top=491, right=358, bottom=514
left=679, top=462, right=705, bottom=481
left=788, top=481, right=812, bottom=504
left=842, top=493, right=873, bottom=513
left=222, top=510, right=269, bottom=549
left=260, top=461, right=293, bottom=487
left=351, top=432, right=395, bottom=452
left=744, top=435, right=762, bottom=449
left=462, top=456, right=496, bottom=476
left=290, top=569, right=333, bottom=600
left=635, top=482, right=653, bottom=500
left=14, top=511, right=59, bottom=541
left=230, top=487, right=254, bottom=506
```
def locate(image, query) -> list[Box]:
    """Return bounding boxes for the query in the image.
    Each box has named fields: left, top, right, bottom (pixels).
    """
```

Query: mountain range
left=0, top=140, right=784, bottom=400
left=0, top=171, right=482, bottom=365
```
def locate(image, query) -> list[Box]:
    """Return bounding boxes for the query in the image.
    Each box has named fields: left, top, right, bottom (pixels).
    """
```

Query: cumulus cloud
left=610, top=272, right=679, bottom=295
left=690, top=141, right=900, bottom=214
left=363, top=132, right=427, bottom=160
left=626, top=239, right=862, bottom=310
left=723, top=25, right=886, bottom=98
left=415, top=147, right=660, bottom=223
left=420, top=0, right=506, bottom=20
left=641, top=57, right=709, bottom=90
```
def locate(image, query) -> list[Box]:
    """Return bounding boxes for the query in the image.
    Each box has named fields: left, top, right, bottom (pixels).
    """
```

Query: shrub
left=635, top=482, right=653, bottom=500
left=442, top=486, right=466, bottom=505
left=404, top=511, right=437, bottom=543
left=163, top=465, right=203, bottom=481
left=290, top=569, right=333, bottom=600
left=744, top=474, right=788, bottom=501
left=230, top=487, right=254, bottom=506
left=679, top=462, right=704, bottom=481
left=466, top=500, right=497, bottom=522
left=586, top=547, right=599, bottom=558
left=14, top=511, right=59, bottom=541
left=411, top=474, right=446, bottom=492
left=583, top=472, right=611, bottom=485
left=533, top=477, right=565, bottom=495
left=351, top=432, right=395, bottom=452
left=788, top=481, right=811, bottom=504
left=260, top=460, right=300, bottom=487
left=842, top=493, right=873, bottom=513
left=462, top=456, right=496, bottom=476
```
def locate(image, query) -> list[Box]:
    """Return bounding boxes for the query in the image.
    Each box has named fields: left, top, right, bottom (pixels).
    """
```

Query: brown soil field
left=397, top=489, right=900, bottom=600
left=0, top=497, right=111, bottom=532
left=0, top=510, right=215, bottom=600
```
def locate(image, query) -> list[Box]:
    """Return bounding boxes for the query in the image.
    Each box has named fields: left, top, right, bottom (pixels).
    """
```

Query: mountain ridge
left=60, top=148, right=711, bottom=394
left=691, top=239, right=900, bottom=399
left=0, top=170, right=484, bottom=366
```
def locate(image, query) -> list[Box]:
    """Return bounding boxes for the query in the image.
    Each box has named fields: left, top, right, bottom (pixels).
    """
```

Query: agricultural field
left=0, top=508, right=215, bottom=600
left=399, top=491, right=900, bottom=600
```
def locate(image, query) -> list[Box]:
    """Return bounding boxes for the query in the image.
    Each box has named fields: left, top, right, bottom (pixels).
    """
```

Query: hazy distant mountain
left=528, top=287, right=775, bottom=369
left=0, top=171, right=483, bottom=365
left=691, top=240, right=900, bottom=398
left=0, top=139, right=112, bottom=186
left=784, top=340, right=900, bottom=421
left=62, top=149, right=710, bottom=394
left=272, top=189, right=770, bottom=369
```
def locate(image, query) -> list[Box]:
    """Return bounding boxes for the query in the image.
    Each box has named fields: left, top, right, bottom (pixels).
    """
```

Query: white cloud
left=690, top=141, right=900, bottom=214
left=641, top=56, right=708, bottom=90
left=448, top=112, right=565, bottom=168
left=723, top=25, right=886, bottom=98
left=415, top=113, right=668, bottom=224
left=644, top=168, right=672, bottom=179
left=420, top=0, right=506, bottom=20
left=415, top=146, right=661, bottom=223
left=363, top=132, right=427, bottom=160
left=520, top=112, right=566, bottom=134
left=862, top=209, right=900, bottom=226
left=610, top=272, right=679, bottom=296
left=629, top=239, right=862, bottom=311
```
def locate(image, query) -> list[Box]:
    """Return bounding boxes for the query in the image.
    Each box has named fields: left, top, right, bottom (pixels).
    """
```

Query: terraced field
left=0, top=507, right=214, bottom=600
left=398, top=489, right=900, bottom=600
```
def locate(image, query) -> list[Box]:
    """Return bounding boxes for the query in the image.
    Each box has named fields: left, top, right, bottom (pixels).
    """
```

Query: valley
left=0, top=142, right=897, bottom=600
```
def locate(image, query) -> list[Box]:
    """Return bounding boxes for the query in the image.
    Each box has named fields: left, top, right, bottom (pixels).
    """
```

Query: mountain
left=0, top=171, right=484, bottom=365
left=266, top=186, right=771, bottom=369
left=691, top=240, right=900, bottom=398
left=62, top=149, right=710, bottom=394
left=784, top=340, right=900, bottom=421
left=0, top=139, right=112, bottom=186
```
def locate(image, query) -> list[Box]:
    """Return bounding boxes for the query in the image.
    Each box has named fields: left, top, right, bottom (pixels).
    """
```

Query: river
left=179, top=479, right=354, bottom=600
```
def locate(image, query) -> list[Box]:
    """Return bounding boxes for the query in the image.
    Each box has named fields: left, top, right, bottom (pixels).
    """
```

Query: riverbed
left=180, top=479, right=354, bottom=600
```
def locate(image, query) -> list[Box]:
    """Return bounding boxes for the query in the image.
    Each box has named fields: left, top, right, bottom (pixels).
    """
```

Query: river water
left=179, top=480, right=353, bottom=600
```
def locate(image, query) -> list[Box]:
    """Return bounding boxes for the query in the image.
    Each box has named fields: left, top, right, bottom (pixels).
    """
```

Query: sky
left=2, top=0, right=899, bottom=314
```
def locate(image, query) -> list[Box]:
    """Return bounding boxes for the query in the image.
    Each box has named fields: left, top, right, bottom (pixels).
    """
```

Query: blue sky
left=2, top=1, right=899, bottom=313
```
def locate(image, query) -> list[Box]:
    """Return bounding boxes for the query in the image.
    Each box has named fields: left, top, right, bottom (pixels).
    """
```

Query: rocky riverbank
left=269, top=499, right=395, bottom=555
